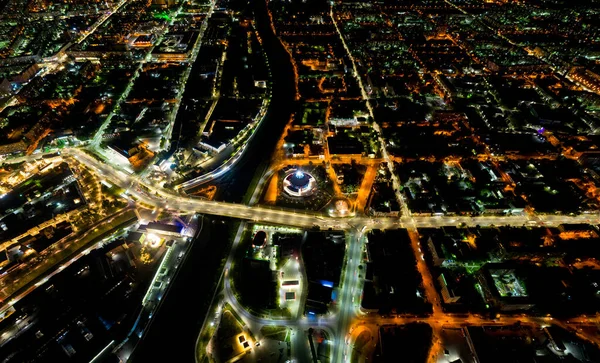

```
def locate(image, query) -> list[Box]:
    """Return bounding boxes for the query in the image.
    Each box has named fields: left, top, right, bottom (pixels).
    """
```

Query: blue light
left=295, top=170, right=304, bottom=178
left=320, top=280, right=334, bottom=288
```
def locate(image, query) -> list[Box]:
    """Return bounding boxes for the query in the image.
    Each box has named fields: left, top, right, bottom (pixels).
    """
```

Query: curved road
left=184, top=0, right=299, bottom=202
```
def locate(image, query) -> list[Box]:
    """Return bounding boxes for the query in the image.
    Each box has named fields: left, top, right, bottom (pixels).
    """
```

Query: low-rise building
left=478, top=263, right=535, bottom=311
left=438, top=273, right=461, bottom=304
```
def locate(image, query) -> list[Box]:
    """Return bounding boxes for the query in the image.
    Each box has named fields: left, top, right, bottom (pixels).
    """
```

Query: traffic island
left=269, top=165, right=334, bottom=211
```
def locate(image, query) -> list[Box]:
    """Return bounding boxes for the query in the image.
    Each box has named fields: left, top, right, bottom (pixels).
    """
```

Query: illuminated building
left=145, top=222, right=185, bottom=237
left=283, top=170, right=317, bottom=197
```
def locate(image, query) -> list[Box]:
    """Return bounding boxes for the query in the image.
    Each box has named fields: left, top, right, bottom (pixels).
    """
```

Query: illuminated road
left=335, top=230, right=366, bottom=362
left=178, top=98, right=269, bottom=191
left=16, top=151, right=600, bottom=363
left=0, top=207, right=135, bottom=341
left=216, top=224, right=335, bottom=363
left=73, top=0, right=130, bottom=45
left=60, top=147, right=600, bottom=362
left=8, top=0, right=600, bottom=361
left=327, top=4, right=600, bottom=361
left=90, top=0, right=216, bottom=152
left=20, top=9, right=600, bottom=356
left=67, top=148, right=600, bottom=230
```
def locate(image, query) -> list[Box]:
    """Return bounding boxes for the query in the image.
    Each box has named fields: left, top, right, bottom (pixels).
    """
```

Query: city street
left=8, top=149, right=600, bottom=362
left=3, top=0, right=600, bottom=361
left=66, top=147, right=600, bottom=231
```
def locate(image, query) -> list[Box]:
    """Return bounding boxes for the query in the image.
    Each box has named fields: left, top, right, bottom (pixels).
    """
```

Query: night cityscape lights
left=0, top=0, right=600, bottom=362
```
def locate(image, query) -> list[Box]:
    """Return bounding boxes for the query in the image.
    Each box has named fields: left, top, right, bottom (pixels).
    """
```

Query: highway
left=9, top=150, right=600, bottom=362
left=5, top=148, right=592, bottom=363
left=7, top=0, right=600, bottom=360
left=67, top=148, right=600, bottom=231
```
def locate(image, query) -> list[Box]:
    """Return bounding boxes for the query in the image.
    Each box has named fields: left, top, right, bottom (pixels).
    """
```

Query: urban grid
left=0, top=0, right=600, bottom=362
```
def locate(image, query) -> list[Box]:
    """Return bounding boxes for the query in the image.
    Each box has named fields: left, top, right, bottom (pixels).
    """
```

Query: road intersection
left=67, top=148, right=600, bottom=230
left=60, top=147, right=600, bottom=362
left=6, top=147, right=600, bottom=362
left=5, top=0, right=600, bottom=360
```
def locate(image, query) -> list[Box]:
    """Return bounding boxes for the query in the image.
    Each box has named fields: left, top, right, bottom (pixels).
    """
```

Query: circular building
left=283, top=170, right=317, bottom=197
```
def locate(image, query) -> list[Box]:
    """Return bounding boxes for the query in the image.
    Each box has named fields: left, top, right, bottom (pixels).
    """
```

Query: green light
left=154, top=12, right=171, bottom=22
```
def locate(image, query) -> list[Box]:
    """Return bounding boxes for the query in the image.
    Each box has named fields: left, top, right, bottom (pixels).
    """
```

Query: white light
left=147, top=233, right=161, bottom=248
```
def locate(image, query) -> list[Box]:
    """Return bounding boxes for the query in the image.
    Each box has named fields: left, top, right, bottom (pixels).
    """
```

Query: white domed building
left=283, top=170, right=317, bottom=197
